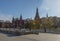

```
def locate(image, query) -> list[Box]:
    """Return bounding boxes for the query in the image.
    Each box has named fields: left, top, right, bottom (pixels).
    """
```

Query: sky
left=0, top=0, right=60, bottom=21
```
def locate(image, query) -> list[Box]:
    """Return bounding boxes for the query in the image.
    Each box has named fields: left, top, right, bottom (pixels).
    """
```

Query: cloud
left=0, top=12, right=12, bottom=22
left=39, top=0, right=60, bottom=17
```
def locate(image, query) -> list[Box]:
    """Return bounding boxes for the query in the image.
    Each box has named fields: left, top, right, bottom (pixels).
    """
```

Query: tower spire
left=46, top=13, right=48, bottom=18
left=20, top=14, right=22, bottom=20
left=34, top=7, right=40, bottom=20
left=12, top=16, right=14, bottom=22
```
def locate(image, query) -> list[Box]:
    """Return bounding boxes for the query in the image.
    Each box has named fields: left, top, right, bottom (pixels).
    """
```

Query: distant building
left=0, top=20, right=4, bottom=27
left=33, top=8, right=41, bottom=29
left=34, top=8, right=40, bottom=21
left=1, top=7, right=60, bottom=29
left=12, top=14, right=24, bottom=29
left=34, top=7, right=40, bottom=24
left=2, top=20, right=11, bottom=28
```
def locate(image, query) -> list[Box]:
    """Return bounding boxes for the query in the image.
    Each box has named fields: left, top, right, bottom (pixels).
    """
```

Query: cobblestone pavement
left=0, top=33, right=60, bottom=41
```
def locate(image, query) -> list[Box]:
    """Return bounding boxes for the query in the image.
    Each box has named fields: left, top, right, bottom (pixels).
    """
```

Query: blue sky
left=0, top=0, right=60, bottom=21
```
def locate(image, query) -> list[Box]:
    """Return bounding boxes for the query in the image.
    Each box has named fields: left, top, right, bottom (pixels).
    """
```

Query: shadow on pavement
left=0, top=30, right=39, bottom=37
left=0, top=30, right=23, bottom=37
left=40, top=30, right=60, bottom=35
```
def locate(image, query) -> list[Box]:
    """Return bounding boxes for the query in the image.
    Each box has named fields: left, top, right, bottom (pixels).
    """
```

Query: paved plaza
left=0, top=33, right=60, bottom=41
